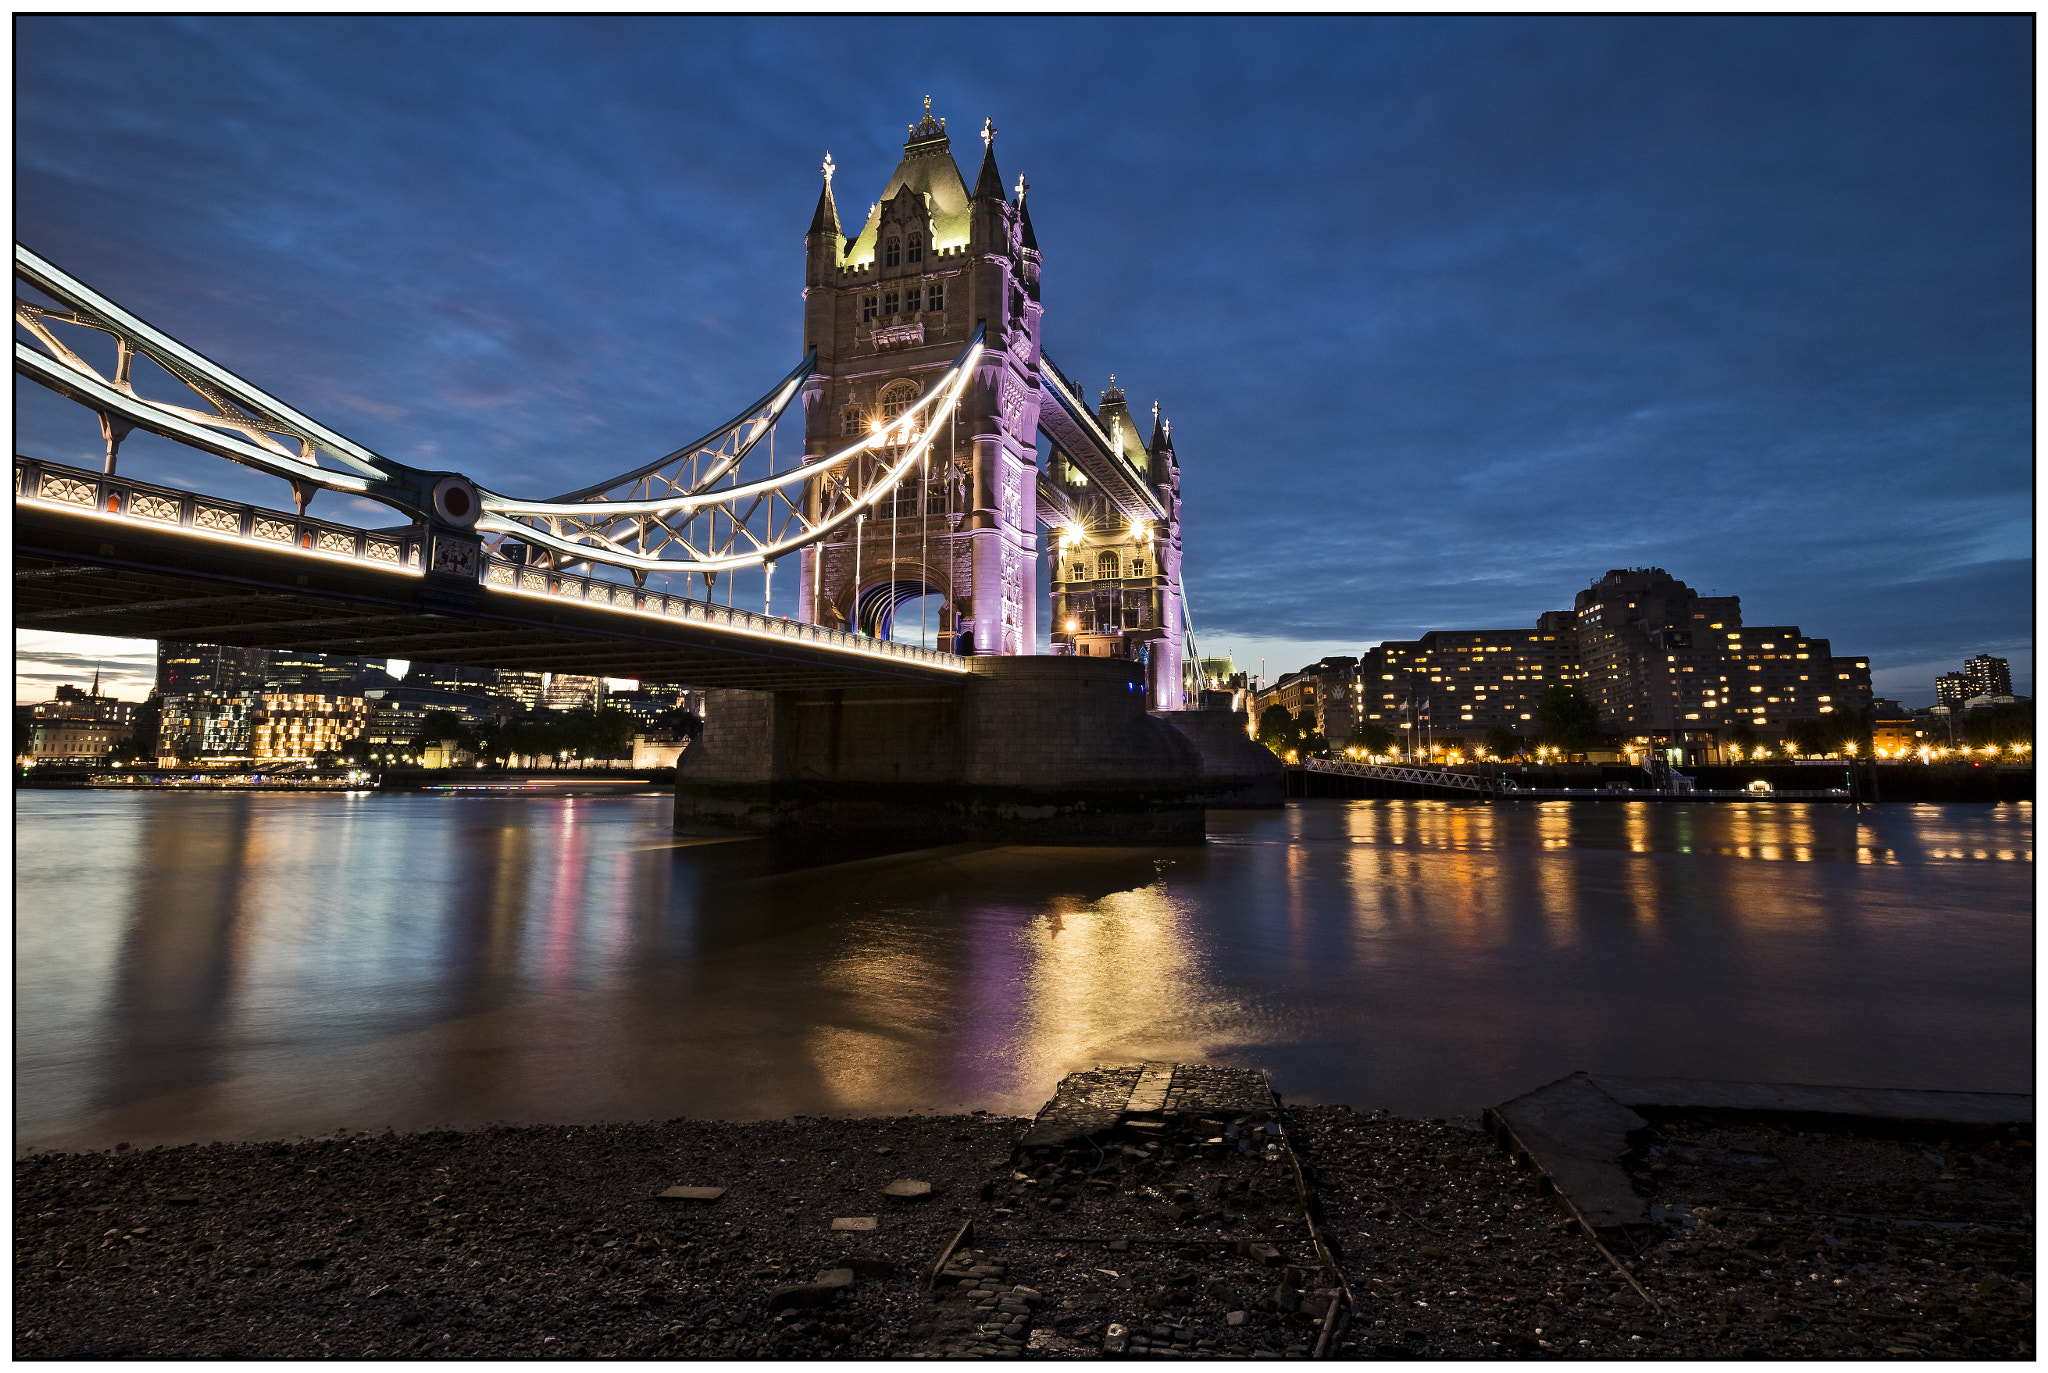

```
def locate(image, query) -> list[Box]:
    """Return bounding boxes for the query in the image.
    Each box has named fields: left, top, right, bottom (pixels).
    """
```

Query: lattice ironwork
left=16, top=243, right=984, bottom=585
left=477, top=327, right=983, bottom=576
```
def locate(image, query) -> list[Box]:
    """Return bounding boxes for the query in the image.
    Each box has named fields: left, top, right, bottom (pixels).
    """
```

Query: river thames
left=16, top=792, right=2031, bottom=1154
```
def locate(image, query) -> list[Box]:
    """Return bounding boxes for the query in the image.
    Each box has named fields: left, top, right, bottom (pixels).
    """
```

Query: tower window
left=882, top=290, right=899, bottom=316
left=907, top=235, right=922, bottom=264
left=861, top=295, right=878, bottom=322
left=927, top=280, right=944, bottom=311
left=905, top=286, right=921, bottom=313
left=1129, top=558, right=1146, bottom=579
left=1071, top=562, right=1088, bottom=580
left=878, top=379, right=919, bottom=426
left=1097, top=550, right=1120, bottom=580
left=885, top=238, right=900, bottom=268
left=842, top=405, right=863, bottom=437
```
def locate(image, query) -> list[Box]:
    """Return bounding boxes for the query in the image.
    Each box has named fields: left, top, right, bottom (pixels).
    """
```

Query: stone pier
left=675, top=656, right=1251, bottom=845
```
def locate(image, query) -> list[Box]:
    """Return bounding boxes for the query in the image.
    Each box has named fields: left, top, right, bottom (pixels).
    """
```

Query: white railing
left=16, top=456, right=967, bottom=674
left=1304, top=757, right=1494, bottom=793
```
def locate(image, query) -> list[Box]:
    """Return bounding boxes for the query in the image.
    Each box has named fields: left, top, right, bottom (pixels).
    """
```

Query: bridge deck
left=16, top=457, right=966, bottom=690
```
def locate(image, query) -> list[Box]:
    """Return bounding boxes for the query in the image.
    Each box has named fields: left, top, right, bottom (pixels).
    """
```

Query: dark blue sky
left=14, top=16, right=2032, bottom=704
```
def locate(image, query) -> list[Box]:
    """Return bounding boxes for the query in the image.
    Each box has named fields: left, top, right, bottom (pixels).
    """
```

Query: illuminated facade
left=1046, top=382, right=1185, bottom=690
left=794, top=103, right=1188, bottom=704
left=159, top=694, right=256, bottom=760
left=251, top=691, right=371, bottom=761
left=1574, top=567, right=1871, bottom=744
left=1357, top=614, right=1583, bottom=749
left=798, top=105, right=1042, bottom=659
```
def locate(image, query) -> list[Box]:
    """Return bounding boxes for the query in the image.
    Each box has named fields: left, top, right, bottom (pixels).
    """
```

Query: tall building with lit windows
left=1334, top=567, right=1873, bottom=760
left=1572, top=567, right=1871, bottom=746
left=1962, top=654, right=2012, bottom=700
left=1356, top=612, right=1582, bottom=749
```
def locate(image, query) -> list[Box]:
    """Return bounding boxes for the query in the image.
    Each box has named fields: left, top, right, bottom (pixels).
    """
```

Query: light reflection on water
left=14, top=793, right=2032, bottom=1153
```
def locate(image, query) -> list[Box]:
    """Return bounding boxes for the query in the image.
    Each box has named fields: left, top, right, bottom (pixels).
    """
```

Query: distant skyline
left=14, top=16, right=2032, bottom=705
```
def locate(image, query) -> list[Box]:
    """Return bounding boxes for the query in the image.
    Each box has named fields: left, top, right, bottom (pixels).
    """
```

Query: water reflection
left=14, top=794, right=2033, bottom=1153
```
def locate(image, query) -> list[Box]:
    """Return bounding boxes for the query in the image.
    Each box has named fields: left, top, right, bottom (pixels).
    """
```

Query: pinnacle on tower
left=1016, top=172, right=1038, bottom=250
left=1150, top=400, right=1167, bottom=451
left=972, top=117, right=1006, bottom=200
left=808, top=151, right=842, bottom=238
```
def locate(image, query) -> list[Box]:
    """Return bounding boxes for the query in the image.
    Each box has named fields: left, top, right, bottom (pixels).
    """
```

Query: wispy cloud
left=11, top=17, right=2030, bottom=706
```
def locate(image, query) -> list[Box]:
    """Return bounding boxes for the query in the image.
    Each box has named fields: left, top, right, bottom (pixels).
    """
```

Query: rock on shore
left=14, top=1104, right=2033, bottom=1359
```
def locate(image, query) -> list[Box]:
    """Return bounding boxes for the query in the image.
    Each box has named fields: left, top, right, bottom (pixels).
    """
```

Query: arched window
left=885, top=238, right=901, bottom=268
left=1097, top=550, right=1120, bottom=580
left=907, top=235, right=923, bottom=264
left=878, top=379, right=919, bottom=426
left=842, top=405, right=863, bottom=438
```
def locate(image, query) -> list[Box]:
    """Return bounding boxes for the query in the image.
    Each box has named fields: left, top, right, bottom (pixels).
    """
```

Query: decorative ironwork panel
left=129, top=494, right=181, bottom=523
left=38, top=472, right=96, bottom=506
left=519, top=570, right=547, bottom=594
left=367, top=540, right=401, bottom=564
left=253, top=517, right=295, bottom=543
left=485, top=561, right=514, bottom=586
left=195, top=505, right=242, bottom=533
left=316, top=530, right=355, bottom=556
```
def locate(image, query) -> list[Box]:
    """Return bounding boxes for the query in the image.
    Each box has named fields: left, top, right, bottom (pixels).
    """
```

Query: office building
left=1963, top=654, right=2012, bottom=700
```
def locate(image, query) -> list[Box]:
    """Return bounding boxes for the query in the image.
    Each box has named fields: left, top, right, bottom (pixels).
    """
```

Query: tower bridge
left=795, top=107, right=1188, bottom=703
left=14, top=103, right=1276, bottom=840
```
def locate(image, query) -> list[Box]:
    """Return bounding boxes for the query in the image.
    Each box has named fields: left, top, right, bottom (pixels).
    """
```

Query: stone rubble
left=12, top=1081, right=2033, bottom=1359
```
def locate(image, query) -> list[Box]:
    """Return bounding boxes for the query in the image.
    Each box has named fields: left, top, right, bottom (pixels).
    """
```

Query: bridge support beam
left=674, top=656, right=1210, bottom=845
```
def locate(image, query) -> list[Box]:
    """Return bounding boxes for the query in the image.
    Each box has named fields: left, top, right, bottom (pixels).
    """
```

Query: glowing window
left=1097, top=550, right=1121, bottom=579
left=878, top=379, right=919, bottom=425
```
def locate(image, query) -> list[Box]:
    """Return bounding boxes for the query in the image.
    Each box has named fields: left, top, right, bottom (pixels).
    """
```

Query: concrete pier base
left=674, top=656, right=1209, bottom=844
left=1155, top=710, right=1285, bottom=807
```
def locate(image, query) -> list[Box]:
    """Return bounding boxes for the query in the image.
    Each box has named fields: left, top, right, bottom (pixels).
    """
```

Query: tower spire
left=1016, top=172, right=1038, bottom=250
left=972, top=117, right=1005, bottom=200
left=807, top=151, right=841, bottom=238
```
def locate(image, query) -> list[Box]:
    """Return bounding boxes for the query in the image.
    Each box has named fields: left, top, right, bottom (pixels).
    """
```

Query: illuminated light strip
left=15, top=489, right=427, bottom=575
left=15, top=344, right=376, bottom=495
left=545, top=356, right=815, bottom=505
left=475, top=338, right=984, bottom=575
left=16, top=245, right=393, bottom=480
left=487, top=568, right=968, bottom=672
left=483, top=338, right=982, bottom=520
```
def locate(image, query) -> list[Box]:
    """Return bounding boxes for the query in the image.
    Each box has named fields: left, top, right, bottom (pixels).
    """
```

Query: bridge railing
left=16, top=455, right=966, bottom=673
left=480, top=551, right=961, bottom=668
left=1302, top=757, right=1495, bottom=793
left=15, top=454, right=428, bottom=573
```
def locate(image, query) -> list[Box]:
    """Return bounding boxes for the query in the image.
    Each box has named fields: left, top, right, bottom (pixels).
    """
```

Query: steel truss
left=15, top=243, right=983, bottom=584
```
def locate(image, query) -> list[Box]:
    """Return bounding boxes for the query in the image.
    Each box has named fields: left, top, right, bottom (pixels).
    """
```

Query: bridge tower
left=1044, top=384, right=1185, bottom=708
left=796, top=103, right=1042, bottom=657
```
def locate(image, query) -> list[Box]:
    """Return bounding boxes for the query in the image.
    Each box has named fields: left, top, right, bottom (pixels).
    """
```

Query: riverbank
left=17, top=766, right=676, bottom=792
left=15, top=1089, right=2031, bottom=1359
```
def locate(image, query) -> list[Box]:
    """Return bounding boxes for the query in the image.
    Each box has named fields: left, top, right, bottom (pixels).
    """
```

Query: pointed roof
left=842, top=103, right=974, bottom=266
left=808, top=152, right=841, bottom=238
left=1016, top=173, right=1038, bottom=251
left=972, top=117, right=1006, bottom=201
left=1149, top=402, right=1167, bottom=453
